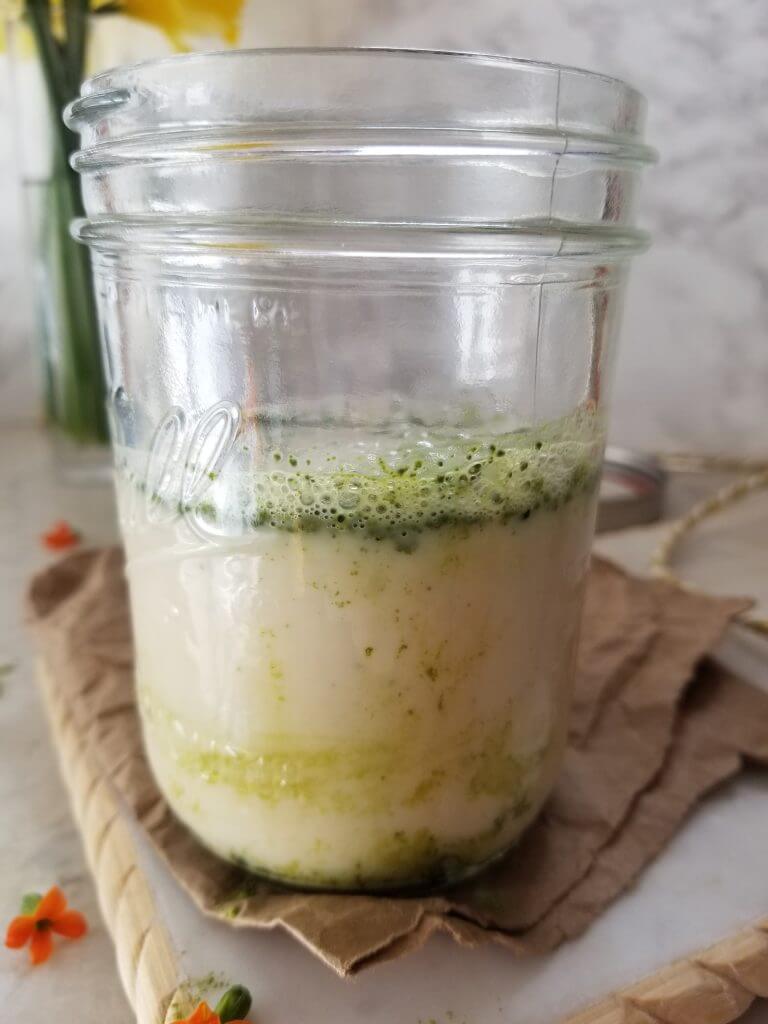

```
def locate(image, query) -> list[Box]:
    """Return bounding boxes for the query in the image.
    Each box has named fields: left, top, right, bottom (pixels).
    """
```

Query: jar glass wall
left=66, top=49, right=653, bottom=890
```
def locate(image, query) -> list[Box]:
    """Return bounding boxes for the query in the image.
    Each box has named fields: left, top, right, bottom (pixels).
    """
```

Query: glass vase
left=7, top=16, right=109, bottom=482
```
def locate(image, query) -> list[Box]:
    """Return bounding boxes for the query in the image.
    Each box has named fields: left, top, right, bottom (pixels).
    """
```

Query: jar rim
left=66, top=48, right=654, bottom=256
left=66, top=47, right=653, bottom=152
left=77, top=46, right=645, bottom=104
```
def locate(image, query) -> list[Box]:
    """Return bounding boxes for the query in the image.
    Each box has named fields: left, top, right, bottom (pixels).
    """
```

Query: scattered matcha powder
left=269, top=658, right=284, bottom=681
left=0, top=660, right=14, bottom=697
left=169, top=972, right=229, bottom=1021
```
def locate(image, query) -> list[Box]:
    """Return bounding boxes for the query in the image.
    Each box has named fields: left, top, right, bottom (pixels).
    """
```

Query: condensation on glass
left=66, top=49, right=654, bottom=890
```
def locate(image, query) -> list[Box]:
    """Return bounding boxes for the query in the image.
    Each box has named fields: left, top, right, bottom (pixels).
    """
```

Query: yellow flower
left=0, top=0, right=23, bottom=21
left=113, top=0, right=243, bottom=49
left=0, top=1, right=29, bottom=53
left=2, top=0, right=245, bottom=53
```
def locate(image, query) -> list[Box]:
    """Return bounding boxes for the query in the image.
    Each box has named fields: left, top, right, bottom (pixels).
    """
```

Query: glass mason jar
left=66, top=49, right=653, bottom=891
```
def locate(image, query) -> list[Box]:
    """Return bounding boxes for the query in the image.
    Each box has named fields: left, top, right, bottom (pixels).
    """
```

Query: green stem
left=25, top=1, right=68, bottom=118
left=47, top=148, right=108, bottom=441
left=64, top=0, right=89, bottom=93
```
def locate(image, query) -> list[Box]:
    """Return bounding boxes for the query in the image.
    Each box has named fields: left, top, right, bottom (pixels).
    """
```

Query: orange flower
left=5, top=887, right=87, bottom=965
left=178, top=1003, right=248, bottom=1024
left=41, top=520, right=80, bottom=550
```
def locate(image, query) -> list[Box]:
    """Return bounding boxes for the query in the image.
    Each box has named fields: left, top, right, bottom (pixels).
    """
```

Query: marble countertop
left=1, top=427, right=132, bottom=1021
left=1, top=425, right=766, bottom=1023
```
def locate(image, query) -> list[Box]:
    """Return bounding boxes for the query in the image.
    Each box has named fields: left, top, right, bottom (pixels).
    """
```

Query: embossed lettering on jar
left=66, top=49, right=654, bottom=890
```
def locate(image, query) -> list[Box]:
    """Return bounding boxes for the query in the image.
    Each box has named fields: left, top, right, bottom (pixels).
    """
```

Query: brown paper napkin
left=27, top=549, right=768, bottom=976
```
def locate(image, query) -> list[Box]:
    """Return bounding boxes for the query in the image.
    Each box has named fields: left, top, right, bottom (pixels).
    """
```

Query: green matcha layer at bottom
left=215, top=798, right=535, bottom=895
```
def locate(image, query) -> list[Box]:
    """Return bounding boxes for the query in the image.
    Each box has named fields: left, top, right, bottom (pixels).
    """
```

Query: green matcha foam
left=119, top=408, right=604, bottom=546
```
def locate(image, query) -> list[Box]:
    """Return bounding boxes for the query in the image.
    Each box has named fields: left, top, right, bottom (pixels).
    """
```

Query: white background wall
left=1, top=0, right=766, bottom=455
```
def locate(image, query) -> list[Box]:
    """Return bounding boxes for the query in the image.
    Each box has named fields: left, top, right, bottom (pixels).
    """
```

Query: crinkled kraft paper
left=28, top=549, right=767, bottom=976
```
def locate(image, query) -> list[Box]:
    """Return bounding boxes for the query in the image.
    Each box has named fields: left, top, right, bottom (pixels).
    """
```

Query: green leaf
left=215, top=985, right=252, bottom=1023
